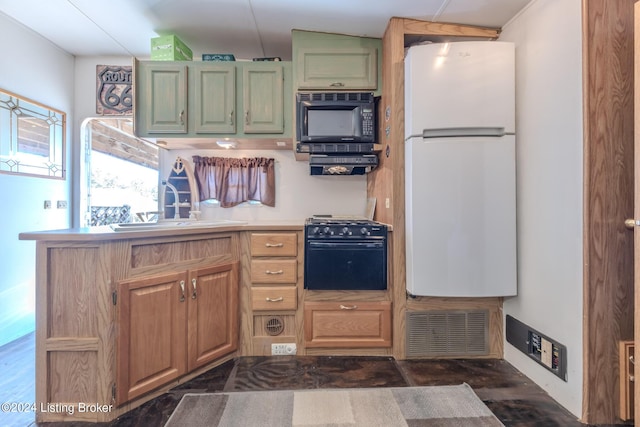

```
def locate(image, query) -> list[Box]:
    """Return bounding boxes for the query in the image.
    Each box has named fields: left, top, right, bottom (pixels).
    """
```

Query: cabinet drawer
left=304, top=301, right=391, bottom=348
left=250, top=233, right=297, bottom=257
left=252, top=286, right=297, bottom=311
left=250, top=259, right=297, bottom=283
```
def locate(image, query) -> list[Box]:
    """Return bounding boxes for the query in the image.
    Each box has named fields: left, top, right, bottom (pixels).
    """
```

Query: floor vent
left=406, top=310, right=489, bottom=357
left=264, top=316, right=284, bottom=336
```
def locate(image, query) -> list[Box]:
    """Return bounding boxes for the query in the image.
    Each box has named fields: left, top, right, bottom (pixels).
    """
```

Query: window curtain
left=192, top=156, right=275, bottom=207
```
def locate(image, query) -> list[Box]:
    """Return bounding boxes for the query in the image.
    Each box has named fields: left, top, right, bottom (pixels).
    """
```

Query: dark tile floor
left=0, top=334, right=634, bottom=427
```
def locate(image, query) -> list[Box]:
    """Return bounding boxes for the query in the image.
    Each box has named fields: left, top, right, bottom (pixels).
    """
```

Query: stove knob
left=342, top=227, right=349, bottom=235
left=360, top=227, right=369, bottom=235
left=312, top=226, right=320, bottom=235
left=323, top=227, right=330, bottom=235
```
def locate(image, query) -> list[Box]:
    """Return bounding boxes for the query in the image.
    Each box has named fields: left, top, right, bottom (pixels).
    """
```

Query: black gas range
left=305, top=216, right=387, bottom=239
left=304, top=216, right=387, bottom=290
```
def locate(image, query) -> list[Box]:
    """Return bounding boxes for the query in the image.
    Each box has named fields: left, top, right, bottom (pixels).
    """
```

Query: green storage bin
left=151, top=35, right=193, bottom=61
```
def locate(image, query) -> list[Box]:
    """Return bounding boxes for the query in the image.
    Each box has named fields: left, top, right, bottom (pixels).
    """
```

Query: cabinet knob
left=229, top=110, right=234, bottom=125
left=245, top=110, right=250, bottom=125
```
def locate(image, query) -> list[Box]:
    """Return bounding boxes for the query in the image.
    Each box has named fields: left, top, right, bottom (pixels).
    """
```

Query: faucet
left=162, top=180, right=181, bottom=219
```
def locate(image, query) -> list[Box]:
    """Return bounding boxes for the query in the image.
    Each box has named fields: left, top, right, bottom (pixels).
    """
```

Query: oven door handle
left=307, top=241, right=385, bottom=249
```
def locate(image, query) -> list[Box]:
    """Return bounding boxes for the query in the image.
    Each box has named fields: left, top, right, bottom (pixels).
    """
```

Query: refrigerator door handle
left=421, top=127, right=506, bottom=139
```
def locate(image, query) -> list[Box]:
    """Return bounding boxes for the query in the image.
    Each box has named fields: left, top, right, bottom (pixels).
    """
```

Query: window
left=0, top=89, right=65, bottom=179
left=81, top=118, right=162, bottom=226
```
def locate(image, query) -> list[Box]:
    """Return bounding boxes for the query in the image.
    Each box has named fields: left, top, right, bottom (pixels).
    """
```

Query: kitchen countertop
left=18, top=219, right=305, bottom=242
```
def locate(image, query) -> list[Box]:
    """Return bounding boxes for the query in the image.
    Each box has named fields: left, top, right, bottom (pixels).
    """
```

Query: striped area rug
left=165, top=383, right=503, bottom=426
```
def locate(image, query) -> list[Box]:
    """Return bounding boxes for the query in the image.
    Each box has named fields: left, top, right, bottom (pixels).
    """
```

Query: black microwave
left=296, top=92, right=377, bottom=143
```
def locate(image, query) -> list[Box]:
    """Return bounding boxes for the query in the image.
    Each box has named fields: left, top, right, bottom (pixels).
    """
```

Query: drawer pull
left=266, top=297, right=284, bottom=302
left=191, top=278, right=197, bottom=299
left=265, top=242, right=284, bottom=248
left=265, top=270, right=284, bottom=275
left=339, top=304, right=358, bottom=310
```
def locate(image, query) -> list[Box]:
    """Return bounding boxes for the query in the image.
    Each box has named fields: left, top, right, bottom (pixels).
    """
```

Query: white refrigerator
left=404, top=41, right=517, bottom=297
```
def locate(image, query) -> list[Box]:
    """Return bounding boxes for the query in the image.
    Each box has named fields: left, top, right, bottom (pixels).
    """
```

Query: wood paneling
left=583, top=0, right=635, bottom=423
left=49, top=247, right=99, bottom=337
left=130, top=235, right=232, bottom=268
left=48, top=351, right=98, bottom=403
left=634, top=1, right=640, bottom=423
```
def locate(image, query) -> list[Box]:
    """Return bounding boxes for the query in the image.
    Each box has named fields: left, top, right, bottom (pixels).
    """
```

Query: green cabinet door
left=242, top=64, right=284, bottom=134
left=137, top=62, right=188, bottom=134
left=296, top=47, right=377, bottom=90
left=193, top=64, right=236, bottom=134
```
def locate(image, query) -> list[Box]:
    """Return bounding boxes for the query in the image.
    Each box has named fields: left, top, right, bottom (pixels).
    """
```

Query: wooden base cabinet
left=304, top=301, right=392, bottom=348
left=116, top=262, right=238, bottom=405
left=188, top=264, right=239, bottom=370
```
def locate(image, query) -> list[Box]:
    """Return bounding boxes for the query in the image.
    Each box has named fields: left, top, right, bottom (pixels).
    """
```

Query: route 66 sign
left=96, top=65, right=132, bottom=115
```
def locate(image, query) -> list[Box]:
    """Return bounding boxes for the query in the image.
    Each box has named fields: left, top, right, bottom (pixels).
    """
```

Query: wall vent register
left=406, top=310, right=489, bottom=357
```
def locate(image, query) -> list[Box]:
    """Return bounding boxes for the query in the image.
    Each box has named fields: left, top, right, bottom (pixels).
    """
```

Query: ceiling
left=0, top=0, right=531, bottom=61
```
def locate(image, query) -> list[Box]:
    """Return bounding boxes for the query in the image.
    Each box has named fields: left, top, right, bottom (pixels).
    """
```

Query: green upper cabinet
left=134, top=60, right=291, bottom=140
left=135, top=61, right=188, bottom=134
left=193, top=63, right=236, bottom=134
left=292, top=30, right=382, bottom=93
left=296, top=47, right=377, bottom=90
left=243, top=64, right=284, bottom=133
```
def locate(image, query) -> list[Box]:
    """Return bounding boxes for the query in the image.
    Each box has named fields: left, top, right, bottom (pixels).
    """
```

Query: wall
left=73, top=56, right=133, bottom=228
left=163, top=149, right=368, bottom=221
left=499, top=0, right=584, bottom=417
left=0, top=12, right=75, bottom=346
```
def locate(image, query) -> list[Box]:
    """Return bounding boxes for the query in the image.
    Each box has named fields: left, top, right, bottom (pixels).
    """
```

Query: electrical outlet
left=271, top=343, right=296, bottom=355
left=57, top=200, right=68, bottom=209
left=44, top=200, right=52, bottom=209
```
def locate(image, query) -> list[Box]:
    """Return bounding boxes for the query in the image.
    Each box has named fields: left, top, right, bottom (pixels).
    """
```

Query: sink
left=110, top=219, right=247, bottom=232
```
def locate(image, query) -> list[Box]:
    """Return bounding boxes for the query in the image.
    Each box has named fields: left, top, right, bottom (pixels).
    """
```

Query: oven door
left=304, top=240, right=387, bottom=290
